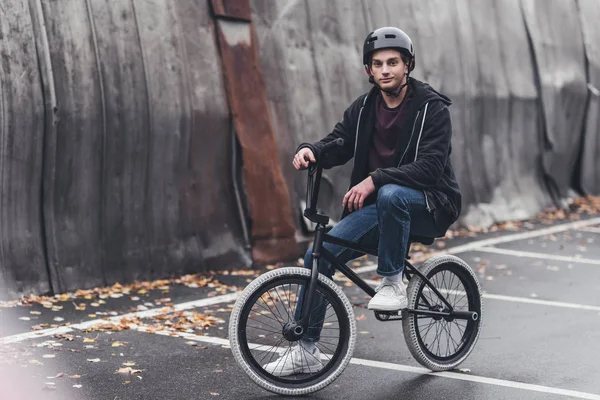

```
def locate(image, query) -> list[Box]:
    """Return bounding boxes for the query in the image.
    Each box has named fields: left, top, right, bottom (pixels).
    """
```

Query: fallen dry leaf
left=112, top=341, right=126, bottom=347
left=55, top=333, right=75, bottom=341
left=122, top=362, right=137, bottom=367
left=69, top=375, right=81, bottom=379
left=115, top=367, right=142, bottom=375
left=356, top=314, right=367, bottom=321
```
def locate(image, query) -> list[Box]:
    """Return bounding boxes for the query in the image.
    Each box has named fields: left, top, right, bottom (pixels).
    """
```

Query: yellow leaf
left=83, top=337, right=96, bottom=343
left=112, top=341, right=125, bottom=347
left=122, top=362, right=136, bottom=367
left=30, top=311, right=42, bottom=315
left=137, top=289, right=147, bottom=295
left=69, top=375, right=81, bottom=379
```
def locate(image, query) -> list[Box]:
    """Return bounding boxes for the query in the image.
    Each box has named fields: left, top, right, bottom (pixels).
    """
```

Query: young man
left=264, top=26, right=462, bottom=376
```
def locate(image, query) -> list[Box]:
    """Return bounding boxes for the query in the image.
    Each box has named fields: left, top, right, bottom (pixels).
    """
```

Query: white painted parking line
left=353, top=358, right=600, bottom=400
left=166, top=333, right=600, bottom=400
left=579, top=227, right=600, bottom=234
left=349, top=217, right=600, bottom=276
left=1, top=292, right=240, bottom=344
left=356, top=278, right=600, bottom=312
left=480, top=293, right=600, bottom=312
left=476, top=246, right=600, bottom=266
left=1, top=326, right=76, bottom=345
left=445, top=217, right=600, bottom=255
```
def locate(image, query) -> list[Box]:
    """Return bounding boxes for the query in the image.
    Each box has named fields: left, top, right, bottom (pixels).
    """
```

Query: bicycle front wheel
left=229, top=267, right=356, bottom=396
left=402, top=255, right=483, bottom=371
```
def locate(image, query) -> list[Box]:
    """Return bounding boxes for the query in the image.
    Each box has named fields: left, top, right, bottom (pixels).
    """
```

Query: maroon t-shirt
left=368, top=88, right=413, bottom=173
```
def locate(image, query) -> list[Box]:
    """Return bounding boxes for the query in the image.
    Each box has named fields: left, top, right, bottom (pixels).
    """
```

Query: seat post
left=405, top=241, right=412, bottom=260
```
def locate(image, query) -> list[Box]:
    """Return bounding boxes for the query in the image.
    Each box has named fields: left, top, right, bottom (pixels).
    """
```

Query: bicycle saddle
left=409, top=235, right=435, bottom=246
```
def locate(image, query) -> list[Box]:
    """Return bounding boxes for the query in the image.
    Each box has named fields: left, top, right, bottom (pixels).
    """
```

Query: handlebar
left=304, top=139, right=344, bottom=224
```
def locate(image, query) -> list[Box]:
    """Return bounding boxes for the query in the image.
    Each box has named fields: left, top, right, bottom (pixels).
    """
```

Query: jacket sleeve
left=296, top=95, right=364, bottom=169
left=369, top=102, right=451, bottom=189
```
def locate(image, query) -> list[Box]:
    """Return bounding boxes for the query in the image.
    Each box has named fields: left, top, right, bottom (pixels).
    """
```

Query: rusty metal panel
left=212, top=5, right=297, bottom=264
left=210, top=0, right=251, bottom=21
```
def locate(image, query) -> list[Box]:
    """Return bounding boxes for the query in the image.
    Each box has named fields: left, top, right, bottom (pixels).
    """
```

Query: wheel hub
left=282, top=321, right=304, bottom=341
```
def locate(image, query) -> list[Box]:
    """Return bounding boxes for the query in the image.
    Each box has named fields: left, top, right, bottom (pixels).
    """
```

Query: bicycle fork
left=282, top=223, right=326, bottom=342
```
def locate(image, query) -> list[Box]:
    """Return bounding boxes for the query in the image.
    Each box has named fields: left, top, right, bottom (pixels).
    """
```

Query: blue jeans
left=297, top=184, right=444, bottom=342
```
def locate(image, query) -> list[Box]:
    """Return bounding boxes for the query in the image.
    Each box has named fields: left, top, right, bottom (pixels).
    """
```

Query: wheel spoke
left=235, top=273, right=353, bottom=386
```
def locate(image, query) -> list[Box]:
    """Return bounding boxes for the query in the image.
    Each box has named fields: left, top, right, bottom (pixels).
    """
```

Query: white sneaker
left=262, top=343, right=323, bottom=376
left=367, top=277, right=408, bottom=311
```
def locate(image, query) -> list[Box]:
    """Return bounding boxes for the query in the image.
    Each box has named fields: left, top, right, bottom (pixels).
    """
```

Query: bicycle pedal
left=374, top=310, right=403, bottom=321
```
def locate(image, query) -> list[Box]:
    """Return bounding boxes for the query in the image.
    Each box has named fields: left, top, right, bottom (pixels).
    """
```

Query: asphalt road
left=2, top=215, right=600, bottom=400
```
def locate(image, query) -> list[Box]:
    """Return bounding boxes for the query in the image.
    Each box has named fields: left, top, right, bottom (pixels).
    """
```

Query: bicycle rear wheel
left=229, top=267, right=356, bottom=395
left=402, top=255, right=482, bottom=371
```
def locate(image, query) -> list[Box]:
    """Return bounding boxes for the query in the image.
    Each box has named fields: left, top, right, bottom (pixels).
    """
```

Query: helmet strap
left=369, top=72, right=410, bottom=98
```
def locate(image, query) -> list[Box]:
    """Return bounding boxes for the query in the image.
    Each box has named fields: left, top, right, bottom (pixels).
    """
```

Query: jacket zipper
left=396, top=110, right=420, bottom=168
left=350, top=95, right=369, bottom=190
left=411, top=103, right=432, bottom=213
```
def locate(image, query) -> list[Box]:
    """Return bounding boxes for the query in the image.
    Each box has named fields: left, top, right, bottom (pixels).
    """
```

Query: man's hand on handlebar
left=343, top=176, right=376, bottom=212
left=293, top=148, right=316, bottom=170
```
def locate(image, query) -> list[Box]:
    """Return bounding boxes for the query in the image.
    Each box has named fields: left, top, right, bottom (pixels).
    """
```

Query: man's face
left=370, top=49, right=407, bottom=90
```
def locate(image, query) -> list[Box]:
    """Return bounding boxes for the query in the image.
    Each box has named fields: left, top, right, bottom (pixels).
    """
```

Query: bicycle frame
left=297, top=158, right=476, bottom=334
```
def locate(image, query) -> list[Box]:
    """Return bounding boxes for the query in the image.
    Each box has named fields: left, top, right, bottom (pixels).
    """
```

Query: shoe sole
left=263, top=364, right=323, bottom=377
left=367, top=302, right=408, bottom=311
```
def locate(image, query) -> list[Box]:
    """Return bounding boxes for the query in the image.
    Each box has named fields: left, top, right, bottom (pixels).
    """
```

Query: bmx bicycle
left=229, top=138, right=483, bottom=396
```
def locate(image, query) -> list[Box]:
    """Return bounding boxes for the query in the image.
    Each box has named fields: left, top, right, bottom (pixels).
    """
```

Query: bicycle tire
left=402, top=254, right=483, bottom=371
left=229, top=267, right=356, bottom=395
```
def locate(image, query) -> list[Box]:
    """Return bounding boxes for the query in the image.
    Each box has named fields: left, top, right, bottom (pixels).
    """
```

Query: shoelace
left=377, top=282, right=400, bottom=296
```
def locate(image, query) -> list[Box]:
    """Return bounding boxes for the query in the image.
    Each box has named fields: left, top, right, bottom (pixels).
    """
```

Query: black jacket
left=298, top=78, right=462, bottom=234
